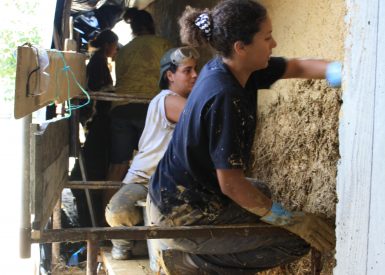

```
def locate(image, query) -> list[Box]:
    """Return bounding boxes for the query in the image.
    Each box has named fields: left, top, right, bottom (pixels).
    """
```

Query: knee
left=105, top=200, right=143, bottom=227
left=105, top=188, right=143, bottom=229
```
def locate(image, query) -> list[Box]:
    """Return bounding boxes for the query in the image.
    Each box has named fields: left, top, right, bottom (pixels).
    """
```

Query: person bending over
left=147, top=1, right=341, bottom=274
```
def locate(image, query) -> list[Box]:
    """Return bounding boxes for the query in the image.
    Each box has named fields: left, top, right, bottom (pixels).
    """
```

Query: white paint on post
left=366, top=0, right=385, bottom=273
left=335, top=0, right=384, bottom=274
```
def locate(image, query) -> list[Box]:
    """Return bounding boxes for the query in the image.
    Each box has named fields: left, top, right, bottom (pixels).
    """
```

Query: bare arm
left=164, top=95, right=187, bottom=123
left=282, top=58, right=329, bottom=79
left=216, top=169, right=272, bottom=216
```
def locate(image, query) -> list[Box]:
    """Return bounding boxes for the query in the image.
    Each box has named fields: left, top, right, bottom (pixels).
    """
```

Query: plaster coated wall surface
left=259, top=0, right=345, bottom=112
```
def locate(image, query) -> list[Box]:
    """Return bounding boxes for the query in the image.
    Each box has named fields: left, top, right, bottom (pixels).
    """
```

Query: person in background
left=105, top=46, right=199, bottom=260
left=107, top=8, right=173, bottom=184
left=87, top=29, right=118, bottom=91
left=77, top=29, right=119, bottom=126
left=70, top=29, right=118, bottom=227
left=147, top=0, right=341, bottom=274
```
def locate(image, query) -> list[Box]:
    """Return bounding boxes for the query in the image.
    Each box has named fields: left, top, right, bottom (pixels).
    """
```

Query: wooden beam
left=30, top=118, right=69, bottom=231
left=33, top=224, right=286, bottom=244
left=51, top=199, right=62, bottom=268
left=100, top=247, right=152, bottom=275
left=86, top=240, right=98, bottom=275
left=14, top=47, right=86, bottom=119
left=76, top=91, right=151, bottom=103
left=66, top=181, right=123, bottom=189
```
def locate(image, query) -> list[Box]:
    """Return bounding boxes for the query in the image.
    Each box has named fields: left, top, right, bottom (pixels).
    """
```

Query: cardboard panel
left=14, top=46, right=86, bottom=119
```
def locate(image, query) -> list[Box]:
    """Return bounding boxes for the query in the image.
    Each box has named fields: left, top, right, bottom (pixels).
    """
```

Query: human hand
left=326, top=61, right=342, bottom=87
left=282, top=212, right=335, bottom=253
left=260, top=203, right=335, bottom=252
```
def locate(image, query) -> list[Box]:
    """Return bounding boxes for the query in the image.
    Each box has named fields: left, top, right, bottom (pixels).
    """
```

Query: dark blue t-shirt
left=149, top=56, right=287, bottom=218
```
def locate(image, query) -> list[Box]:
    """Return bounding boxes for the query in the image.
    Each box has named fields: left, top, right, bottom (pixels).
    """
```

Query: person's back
left=150, top=56, right=286, bottom=217
left=115, top=35, right=172, bottom=100
left=123, top=89, right=178, bottom=182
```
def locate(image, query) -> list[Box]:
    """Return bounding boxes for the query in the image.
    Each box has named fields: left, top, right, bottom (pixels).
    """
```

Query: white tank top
left=122, top=89, right=178, bottom=184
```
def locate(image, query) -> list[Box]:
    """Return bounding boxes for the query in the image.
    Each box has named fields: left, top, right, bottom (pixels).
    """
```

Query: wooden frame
left=30, top=118, right=69, bottom=231
left=24, top=106, right=323, bottom=275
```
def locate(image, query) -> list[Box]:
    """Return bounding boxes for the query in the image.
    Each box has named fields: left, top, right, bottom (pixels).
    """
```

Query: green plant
left=0, top=0, right=43, bottom=104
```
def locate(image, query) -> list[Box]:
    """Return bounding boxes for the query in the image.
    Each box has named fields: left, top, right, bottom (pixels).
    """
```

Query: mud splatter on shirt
left=149, top=57, right=287, bottom=223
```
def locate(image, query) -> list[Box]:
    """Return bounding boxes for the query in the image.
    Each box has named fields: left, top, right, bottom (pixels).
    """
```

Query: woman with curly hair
left=147, top=0, right=340, bottom=274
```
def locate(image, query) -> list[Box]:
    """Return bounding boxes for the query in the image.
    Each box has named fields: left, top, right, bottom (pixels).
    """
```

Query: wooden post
left=79, top=151, right=97, bottom=227
left=69, top=99, right=80, bottom=158
left=61, top=0, right=73, bottom=47
left=51, top=198, right=62, bottom=268
left=86, top=240, right=98, bottom=275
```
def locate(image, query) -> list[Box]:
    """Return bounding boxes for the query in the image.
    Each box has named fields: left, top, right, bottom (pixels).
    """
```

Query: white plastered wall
left=258, top=1, right=385, bottom=274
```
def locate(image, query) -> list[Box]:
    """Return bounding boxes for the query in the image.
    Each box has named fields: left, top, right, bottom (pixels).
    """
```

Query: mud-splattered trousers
left=147, top=180, right=310, bottom=275
left=105, top=181, right=148, bottom=250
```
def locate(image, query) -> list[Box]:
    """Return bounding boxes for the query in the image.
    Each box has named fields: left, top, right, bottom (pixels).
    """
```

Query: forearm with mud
left=216, top=169, right=335, bottom=252
left=216, top=169, right=272, bottom=217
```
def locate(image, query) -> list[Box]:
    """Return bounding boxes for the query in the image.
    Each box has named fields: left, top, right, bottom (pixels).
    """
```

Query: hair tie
left=195, top=13, right=212, bottom=38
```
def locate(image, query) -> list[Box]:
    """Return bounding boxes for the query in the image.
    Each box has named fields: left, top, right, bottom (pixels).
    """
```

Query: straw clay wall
left=254, top=1, right=345, bottom=274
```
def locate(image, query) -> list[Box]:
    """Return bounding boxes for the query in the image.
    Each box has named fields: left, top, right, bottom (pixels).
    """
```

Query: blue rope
left=53, top=50, right=90, bottom=118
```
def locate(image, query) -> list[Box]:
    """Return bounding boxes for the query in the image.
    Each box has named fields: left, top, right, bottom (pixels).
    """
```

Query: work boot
left=160, top=249, right=206, bottom=275
left=111, top=244, right=133, bottom=260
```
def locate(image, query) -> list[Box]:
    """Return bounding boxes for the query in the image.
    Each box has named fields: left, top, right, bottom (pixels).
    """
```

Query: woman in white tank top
left=105, top=46, right=199, bottom=260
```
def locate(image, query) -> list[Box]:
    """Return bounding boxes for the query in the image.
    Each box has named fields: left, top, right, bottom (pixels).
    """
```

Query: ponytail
left=179, top=0, right=267, bottom=58
left=179, top=6, right=211, bottom=47
left=123, top=7, right=155, bottom=35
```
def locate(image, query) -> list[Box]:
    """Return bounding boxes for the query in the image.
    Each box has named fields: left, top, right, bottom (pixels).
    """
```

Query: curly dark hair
left=123, top=7, right=155, bottom=36
left=179, top=0, right=267, bottom=57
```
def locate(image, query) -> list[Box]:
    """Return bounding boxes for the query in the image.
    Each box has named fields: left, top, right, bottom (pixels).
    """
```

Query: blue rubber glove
left=261, top=202, right=335, bottom=252
left=326, top=61, right=342, bottom=87
left=260, top=202, right=294, bottom=226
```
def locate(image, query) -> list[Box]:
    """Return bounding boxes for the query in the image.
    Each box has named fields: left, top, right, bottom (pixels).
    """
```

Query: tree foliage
left=0, top=0, right=43, bottom=103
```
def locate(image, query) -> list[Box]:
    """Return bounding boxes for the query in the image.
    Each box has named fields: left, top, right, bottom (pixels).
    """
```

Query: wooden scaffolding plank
left=100, top=247, right=153, bottom=275
left=30, top=118, right=69, bottom=230
left=14, top=46, right=86, bottom=119
left=33, top=224, right=286, bottom=243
